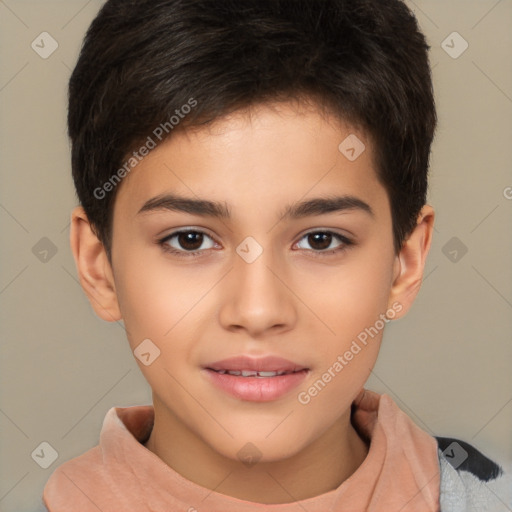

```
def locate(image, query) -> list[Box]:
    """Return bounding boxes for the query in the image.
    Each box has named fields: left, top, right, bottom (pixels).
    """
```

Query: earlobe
left=387, top=205, right=435, bottom=319
left=69, top=206, right=122, bottom=322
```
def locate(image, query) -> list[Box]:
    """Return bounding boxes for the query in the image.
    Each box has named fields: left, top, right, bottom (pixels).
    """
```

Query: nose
left=218, top=245, right=297, bottom=337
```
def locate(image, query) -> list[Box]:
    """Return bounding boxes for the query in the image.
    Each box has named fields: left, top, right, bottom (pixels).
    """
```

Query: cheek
left=113, top=252, right=216, bottom=349
left=296, top=251, right=393, bottom=404
left=308, top=255, right=393, bottom=341
left=295, top=258, right=391, bottom=423
left=112, top=256, right=206, bottom=394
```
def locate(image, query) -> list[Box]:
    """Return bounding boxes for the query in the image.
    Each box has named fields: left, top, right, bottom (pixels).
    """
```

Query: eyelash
left=157, top=229, right=354, bottom=259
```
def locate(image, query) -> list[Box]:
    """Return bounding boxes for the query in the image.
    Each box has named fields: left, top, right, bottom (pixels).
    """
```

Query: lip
left=202, top=355, right=310, bottom=402
left=204, top=355, right=308, bottom=373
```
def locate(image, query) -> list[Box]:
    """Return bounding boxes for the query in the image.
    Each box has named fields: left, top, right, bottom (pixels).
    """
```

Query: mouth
left=202, top=355, right=310, bottom=401
left=207, top=368, right=307, bottom=377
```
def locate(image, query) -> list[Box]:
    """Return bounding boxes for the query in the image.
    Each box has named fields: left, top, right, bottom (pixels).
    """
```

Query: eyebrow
left=137, top=193, right=374, bottom=220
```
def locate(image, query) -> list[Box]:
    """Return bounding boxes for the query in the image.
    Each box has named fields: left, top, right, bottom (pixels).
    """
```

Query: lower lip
left=203, top=369, right=309, bottom=402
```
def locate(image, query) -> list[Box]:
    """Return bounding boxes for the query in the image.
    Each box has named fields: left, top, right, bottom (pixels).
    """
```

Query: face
left=107, top=101, right=402, bottom=462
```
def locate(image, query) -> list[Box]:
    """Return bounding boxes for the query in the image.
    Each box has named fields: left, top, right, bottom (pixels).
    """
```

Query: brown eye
left=295, top=230, right=353, bottom=255
left=161, top=230, right=216, bottom=254
left=176, top=232, right=204, bottom=251
left=307, top=232, right=333, bottom=250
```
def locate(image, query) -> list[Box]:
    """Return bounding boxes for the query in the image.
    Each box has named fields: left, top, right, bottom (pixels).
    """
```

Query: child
left=43, top=0, right=510, bottom=510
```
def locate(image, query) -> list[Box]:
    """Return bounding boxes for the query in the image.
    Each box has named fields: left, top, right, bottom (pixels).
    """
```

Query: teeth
left=215, top=369, right=292, bottom=377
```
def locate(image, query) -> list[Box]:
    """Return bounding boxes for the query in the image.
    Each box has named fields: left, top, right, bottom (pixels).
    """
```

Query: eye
left=157, top=228, right=354, bottom=259
left=158, top=229, right=217, bottom=257
left=295, top=230, right=353, bottom=255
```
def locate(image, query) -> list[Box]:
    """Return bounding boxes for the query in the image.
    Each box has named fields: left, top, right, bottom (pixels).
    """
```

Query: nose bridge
left=237, top=245, right=278, bottom=293
left=219, top=236, right=296, bottom=333
left=235, top=237, right=284, bottom=306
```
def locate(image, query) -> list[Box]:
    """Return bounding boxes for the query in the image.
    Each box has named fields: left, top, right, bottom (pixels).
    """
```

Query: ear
left=69, top=206, right=122, bottom=322
left=387, top=205, right=435, bottom=319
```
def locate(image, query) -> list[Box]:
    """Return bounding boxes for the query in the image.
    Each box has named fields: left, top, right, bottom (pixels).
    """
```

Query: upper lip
left=205, top=355, right=309, bottom=373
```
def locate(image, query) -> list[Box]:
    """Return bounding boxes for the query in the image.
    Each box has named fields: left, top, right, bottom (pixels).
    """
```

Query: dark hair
left=68, top=0, right=436, bottom=261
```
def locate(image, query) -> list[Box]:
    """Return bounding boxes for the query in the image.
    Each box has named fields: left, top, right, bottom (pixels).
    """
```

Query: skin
left=70, top=100, right=434, bottom=504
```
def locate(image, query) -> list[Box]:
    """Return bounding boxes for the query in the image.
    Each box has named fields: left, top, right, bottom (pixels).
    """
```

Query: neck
left=144, top=396, right=369, bottom=504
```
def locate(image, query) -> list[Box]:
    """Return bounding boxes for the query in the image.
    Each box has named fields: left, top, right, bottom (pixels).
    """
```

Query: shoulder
left=43, top=445, right=106, bottom=510
left=434, top=436, right=512, bottom=512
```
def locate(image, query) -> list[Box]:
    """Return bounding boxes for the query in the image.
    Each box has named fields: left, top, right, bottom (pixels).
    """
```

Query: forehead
left=113, top=101, right=388, bottom=220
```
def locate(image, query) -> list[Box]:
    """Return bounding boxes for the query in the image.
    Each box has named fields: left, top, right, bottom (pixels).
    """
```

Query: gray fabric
left=438, top=450, right=512, bottom=512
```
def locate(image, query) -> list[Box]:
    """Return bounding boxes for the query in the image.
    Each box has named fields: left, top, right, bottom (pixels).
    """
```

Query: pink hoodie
left=43, top=389, right=440, bottom=511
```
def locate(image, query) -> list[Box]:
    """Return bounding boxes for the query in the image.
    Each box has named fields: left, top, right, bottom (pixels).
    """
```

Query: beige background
left=0, top=1, right=511, bottom=511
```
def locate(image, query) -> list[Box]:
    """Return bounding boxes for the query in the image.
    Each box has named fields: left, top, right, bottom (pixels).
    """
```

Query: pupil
left=179, top=232, right=202, bottom=250
left=309, top=232, right=331, bottom=250
left=176, top=232, right=332, bottom=252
